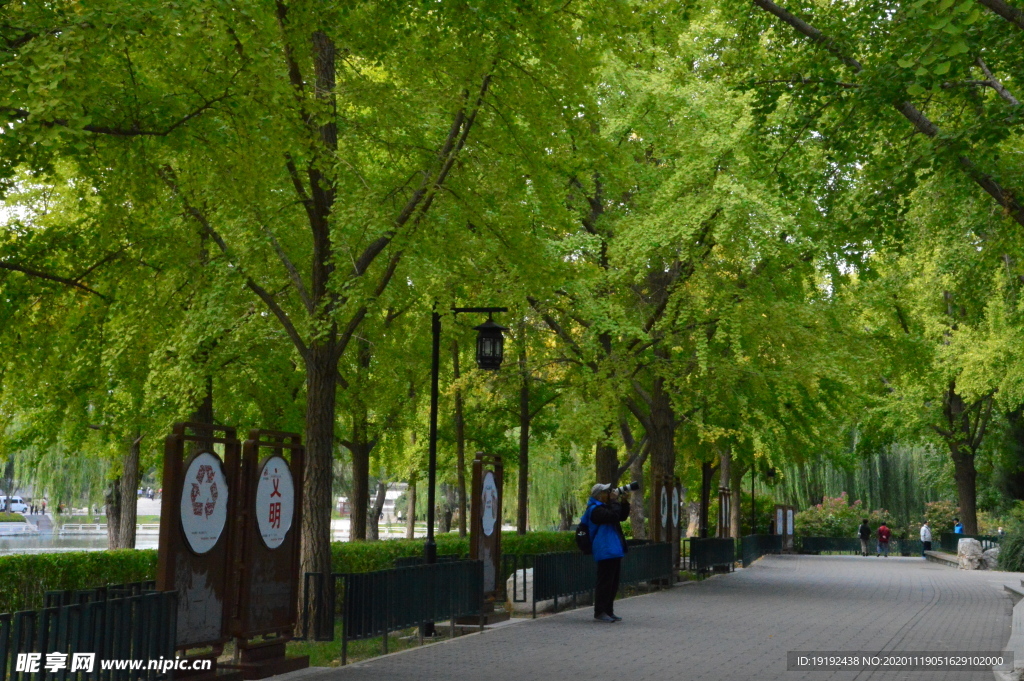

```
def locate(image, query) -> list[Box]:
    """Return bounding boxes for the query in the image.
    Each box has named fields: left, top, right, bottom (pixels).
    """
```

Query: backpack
left=575, top=506, right=596, bottom=554
left=575, top=521, right=592, bottom=554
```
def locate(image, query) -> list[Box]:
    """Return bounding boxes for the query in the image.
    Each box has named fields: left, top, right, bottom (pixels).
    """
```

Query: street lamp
left=473, top=315, right=508, bottom=370
left=425, top=307, right=507, bottom=564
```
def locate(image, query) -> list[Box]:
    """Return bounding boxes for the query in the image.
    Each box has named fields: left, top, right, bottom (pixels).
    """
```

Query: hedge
left=0, top=550, right=158, bottom=614
left=0, top=531, right=576, bottom=614
left=0, top=513, right=26, bottom=522
left=329, top=531, right=576, bottom=573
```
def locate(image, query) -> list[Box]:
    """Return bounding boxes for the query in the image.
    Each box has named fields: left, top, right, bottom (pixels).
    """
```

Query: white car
left=1, top=496, right=28, bottom=514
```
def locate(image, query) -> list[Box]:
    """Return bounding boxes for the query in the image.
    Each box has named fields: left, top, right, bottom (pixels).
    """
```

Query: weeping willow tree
left=526, top=441, right=590, bottom=532
left=773, top=444, right=949, bottom=528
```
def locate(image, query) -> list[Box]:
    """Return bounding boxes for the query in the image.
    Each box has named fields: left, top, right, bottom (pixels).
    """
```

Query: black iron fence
left=796, top=537, right=928, bottom=556
left=300, top=560, right=484, bottom=664
left=798, top=537, right=861, bottom=554
left=938, top=533, right=1000, bottom=553
left=1, top=586, right=176, bottom=681
left=505, top=543, right=673, bottom=618
left=740, top=535, right=782, bottom=567
left=392, top=555, right=463, bottom=569
left=685, top=538, right=736, bottom=574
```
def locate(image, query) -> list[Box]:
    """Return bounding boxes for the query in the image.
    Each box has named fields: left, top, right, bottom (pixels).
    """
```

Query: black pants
left=595, top=557, right=622, bottom=616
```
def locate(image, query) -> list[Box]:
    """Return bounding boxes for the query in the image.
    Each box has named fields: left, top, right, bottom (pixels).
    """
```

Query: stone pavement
left=289, top=554, right=1024, bottom=681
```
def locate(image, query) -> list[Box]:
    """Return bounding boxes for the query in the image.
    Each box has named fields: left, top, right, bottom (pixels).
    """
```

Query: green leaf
left=908, top=83, right=927, bottom=96
left=897, top=57, right=916, bottom=68
left=933, top=61, right=950, bottom=75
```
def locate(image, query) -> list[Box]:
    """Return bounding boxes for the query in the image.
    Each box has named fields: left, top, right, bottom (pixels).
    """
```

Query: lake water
left=0, top=532, right=159, bottom=555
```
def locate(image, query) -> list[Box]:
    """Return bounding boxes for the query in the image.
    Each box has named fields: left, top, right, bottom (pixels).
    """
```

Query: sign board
left=181, top=452, right=229, bottom=555
left=157, top=423, right=240, bottom=655
left=469, top=452, right=503, bottom=599
left=226, top=430, right=307, bottom=678
left=255, top=456, right=294, bottom=549
left=774, top=504, right=797, bottom=552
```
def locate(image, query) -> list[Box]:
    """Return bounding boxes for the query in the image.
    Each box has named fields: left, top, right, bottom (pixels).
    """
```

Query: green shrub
left=0, top=550, right=158, bottom=614
left=0, top=531, right=577, bottom=614
left=794, top=493, right=896, bottom=538
left=0, top=512, right=26, bottom=522
left=329, top=531, right=575, bottom=573
left=999, top=527, right=1024, bottom=572
left=924, top=500, right=959, bottom=533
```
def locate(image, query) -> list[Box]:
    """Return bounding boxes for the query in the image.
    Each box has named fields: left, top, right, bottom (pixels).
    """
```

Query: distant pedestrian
left=954, top=518, right=964, bottom=534
left=858, top=519, right=872, bottom=556
left=998, top=526, right=1006, bottom=539
left=877, top=523, right=891, bottom=557
left=920, top=521, right=932, bottom=556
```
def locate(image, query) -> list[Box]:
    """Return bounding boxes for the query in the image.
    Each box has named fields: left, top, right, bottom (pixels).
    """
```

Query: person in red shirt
left=877, top=524, right=892, bottom=557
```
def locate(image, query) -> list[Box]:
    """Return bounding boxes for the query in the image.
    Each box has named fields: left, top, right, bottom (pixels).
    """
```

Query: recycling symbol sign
left=180, top=452, right=228, bottom=554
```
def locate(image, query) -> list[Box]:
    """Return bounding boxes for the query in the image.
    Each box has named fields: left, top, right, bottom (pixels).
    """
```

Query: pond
left=0, top=532, right=159, bottom=555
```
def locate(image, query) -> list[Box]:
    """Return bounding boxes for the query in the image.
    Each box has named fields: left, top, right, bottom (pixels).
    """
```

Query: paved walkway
left=291, top=554, right=1024, bottom=681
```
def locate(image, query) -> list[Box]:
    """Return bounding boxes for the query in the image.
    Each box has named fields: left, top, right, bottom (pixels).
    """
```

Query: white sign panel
left=256, top=456, right=294, bottom=549
left=180, top=452, right=228, bottom=554
left=660, top=486, right=669, bottom=528
left=481, top=471, right=498, bottom=536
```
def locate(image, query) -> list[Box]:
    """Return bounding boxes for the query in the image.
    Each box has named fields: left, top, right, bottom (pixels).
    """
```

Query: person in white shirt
left=920, top=521, right=932, bottom=557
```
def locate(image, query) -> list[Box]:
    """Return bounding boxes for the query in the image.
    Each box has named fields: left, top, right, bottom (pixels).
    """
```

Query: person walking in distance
left=877, top=523, right=891, bottom=557
left=953, top=518, right=964, bottom=534
left=920, top=521, right=932, bottom=557
left=858, top=519, right=872, bottom=557
left=582, top=483, right=630, bottom=623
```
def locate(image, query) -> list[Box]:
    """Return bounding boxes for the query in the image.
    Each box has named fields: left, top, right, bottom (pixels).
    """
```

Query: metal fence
left=0, top=587, right=176, bottom=681
left=506, top=543, right=673, bottom=618
left=798, top=537, right=862, bottom=554
left=938, top=533, right=1000, bottom=553
left=392, top=555, right=464, bottom=568
left=686, top=538, right=736, bottom=574
left=740, top=535, right=782, bottom=567
left=300, top=560, right=484, bottom=664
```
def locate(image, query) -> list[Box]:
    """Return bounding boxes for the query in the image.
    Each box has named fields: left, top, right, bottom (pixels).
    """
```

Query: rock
left=958, top=538, right=985, bottom=570
left=983, top=546, right=1001, bottom=570
left=505, top=568, right=555, bottom=614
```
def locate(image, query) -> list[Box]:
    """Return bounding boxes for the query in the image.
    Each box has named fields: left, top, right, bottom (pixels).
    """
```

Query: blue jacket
left=582, top=497, right=629, bottom=562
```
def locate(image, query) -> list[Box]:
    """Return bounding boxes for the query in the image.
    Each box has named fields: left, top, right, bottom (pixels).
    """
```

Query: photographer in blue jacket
left=582, top=482, right=632, bottom=623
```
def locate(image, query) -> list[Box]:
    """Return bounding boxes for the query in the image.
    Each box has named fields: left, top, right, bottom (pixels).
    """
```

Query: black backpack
left=575, top=520, right=592, bottom=554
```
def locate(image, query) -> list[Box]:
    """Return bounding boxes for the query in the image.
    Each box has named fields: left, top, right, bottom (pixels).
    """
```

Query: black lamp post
left=425, top=307, right=507, bottom=563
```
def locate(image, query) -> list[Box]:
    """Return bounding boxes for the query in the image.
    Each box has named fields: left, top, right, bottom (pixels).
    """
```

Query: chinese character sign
left=179, top=451, right=229, bottom=554
left=256, top=456, right=294, bottom=549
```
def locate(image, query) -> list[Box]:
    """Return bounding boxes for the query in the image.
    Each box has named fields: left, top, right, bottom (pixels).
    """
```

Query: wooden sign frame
left=469, top=452, right=503, bottom=606
left=157, top=422, right=241, bottom=665
left=226, top=429, right=308, bottom=679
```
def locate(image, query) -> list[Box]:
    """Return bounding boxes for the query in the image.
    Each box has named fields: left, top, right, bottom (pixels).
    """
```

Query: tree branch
left=976, top=0, right=1024, bottom=32
left=0, top=261, right=109, bottom=300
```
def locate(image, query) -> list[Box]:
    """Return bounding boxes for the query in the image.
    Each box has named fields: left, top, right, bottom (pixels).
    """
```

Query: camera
left=613, top=481, right=640, bottom=496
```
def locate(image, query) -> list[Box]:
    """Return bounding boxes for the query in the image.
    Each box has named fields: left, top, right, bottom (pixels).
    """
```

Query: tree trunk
left=686, top=500, right=700, bottom=538
left=730, top=462, right=745, bottom=541
left=299, top=343, right=338, bottom=583
left=647, top=375, right=677, bottom=481
left=700, top=461, right=715, bottom=538
left=595, top=432, right=618, bottom=484
left=105, top=477, right=122, bottom=549
left=117, top=431, right=140, bottom=549
left=717, top=445, right=731, bottom=538
left=348, top=437, right=371, bottom=541
left=367, top=479, right=387, bottom=540
left=453, top=340, right=467, bottom=537
left=405, top=479, right=416, bottom=539
left=517, top=333, right=530, bottom=534
left=628, top=453, right=647, bottom=539
left=951, top=445, right=978, bottom=534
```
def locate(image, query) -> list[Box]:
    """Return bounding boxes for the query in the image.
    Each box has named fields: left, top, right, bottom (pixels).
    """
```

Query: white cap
left=591, top=483, right=611, bottom=497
